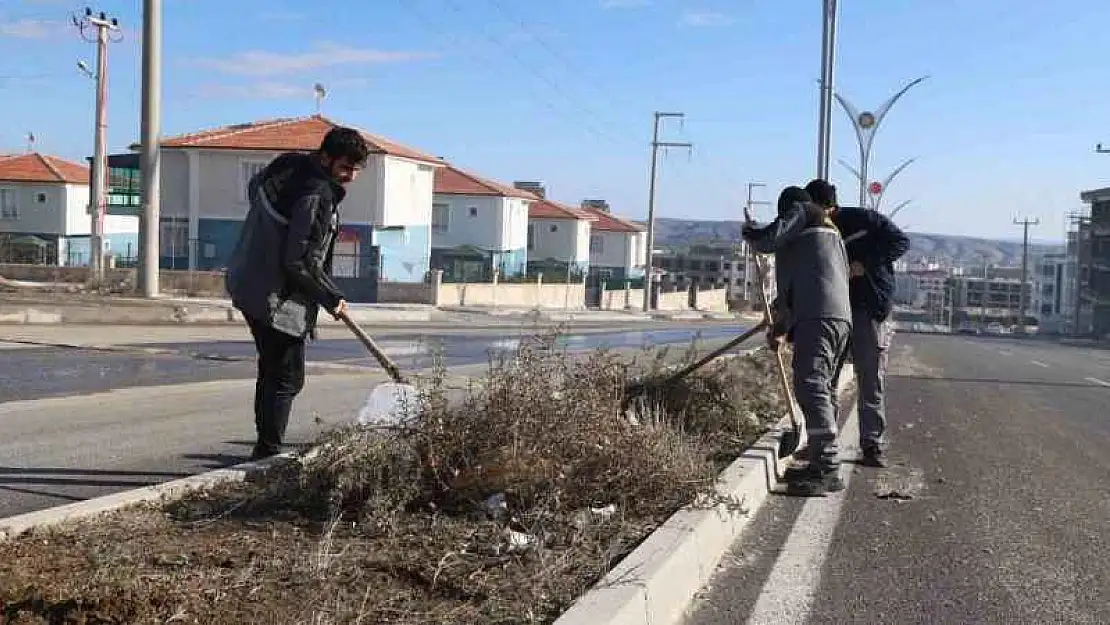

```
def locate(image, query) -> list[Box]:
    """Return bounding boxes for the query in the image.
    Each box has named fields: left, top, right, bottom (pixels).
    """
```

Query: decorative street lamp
left=838, top=156, right=916, bottom=213
left=835, top=75, right=928, bottom=208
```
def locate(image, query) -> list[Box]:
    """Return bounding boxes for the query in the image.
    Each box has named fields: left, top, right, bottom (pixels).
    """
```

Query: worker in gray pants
left=745, top=186, right=853, bottom=496
left=806, top=179, right=910, bottom=467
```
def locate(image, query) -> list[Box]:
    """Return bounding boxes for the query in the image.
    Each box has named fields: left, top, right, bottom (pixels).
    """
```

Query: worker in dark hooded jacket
left=742, top=186, right=852, bottom=496
left=225, top=126, right=369, bottom=460
left=805, top=179, right=910, bottom=468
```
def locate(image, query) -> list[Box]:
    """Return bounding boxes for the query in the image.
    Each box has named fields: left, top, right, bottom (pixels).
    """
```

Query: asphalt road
left=0, top=324, right=752, bottom=519
left=0, top=325, right=744, bottom=403
left=686, top=333, right=1110, bottom=625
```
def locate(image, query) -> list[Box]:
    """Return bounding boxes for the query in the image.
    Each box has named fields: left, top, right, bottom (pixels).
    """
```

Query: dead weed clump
left=0, top=332, right=788, bottom=625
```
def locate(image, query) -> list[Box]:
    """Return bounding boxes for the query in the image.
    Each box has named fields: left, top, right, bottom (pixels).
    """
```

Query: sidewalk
left=1, top=294, right=751, bottom=326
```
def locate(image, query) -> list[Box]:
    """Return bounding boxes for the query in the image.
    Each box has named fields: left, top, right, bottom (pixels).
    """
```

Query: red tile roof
left=579, top=206, right=645, bottom=233
left=0, top=153, right=89, bottom=184
left=529, top=198, right=598, bottom=221
left=159, top=115, right=442, bottom=164
left=434, top=166, right=537, bottom=199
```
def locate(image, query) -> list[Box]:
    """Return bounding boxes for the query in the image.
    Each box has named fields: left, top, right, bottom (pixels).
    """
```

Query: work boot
left=250, top=442, right=281, bottom=462
left=783, top=462, right=816, bottom=481
left=859, top=447, right=887, bottom=468
left=786, top=469, right=845, bottom=497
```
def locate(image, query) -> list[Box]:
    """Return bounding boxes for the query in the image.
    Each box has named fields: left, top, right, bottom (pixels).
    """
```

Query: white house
left=576, top=203, right=646, bottom=282
left=524, top=191, right=596, bottom=278
left=121, top=115, right=444, bottom=296
left=431, top=165, right=535, bottom=281
left=0, top=152, right=138, bottom=266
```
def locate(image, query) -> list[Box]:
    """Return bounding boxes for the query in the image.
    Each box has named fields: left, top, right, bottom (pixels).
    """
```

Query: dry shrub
left=0, top=330, right=789, bottom=625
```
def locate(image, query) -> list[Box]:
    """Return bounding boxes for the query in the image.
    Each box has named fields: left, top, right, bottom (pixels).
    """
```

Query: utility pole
left=74, top=7, right=121, bottom=283
left=1014, top=216, right=1040, bottom=334
left=816, top=0, right=839, bottom=179
left=980, top=255, right=989, bottom=332
left=642, top=112, right=692, bottom=312
left=743, top=182, right=771, bottom=308
left=138, top=0, right=162, bottom=297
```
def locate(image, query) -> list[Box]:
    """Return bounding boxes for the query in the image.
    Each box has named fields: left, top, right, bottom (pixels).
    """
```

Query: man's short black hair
left=804, top=179, right=837, bottom=208
left=319, top=126, right=371, bottom=166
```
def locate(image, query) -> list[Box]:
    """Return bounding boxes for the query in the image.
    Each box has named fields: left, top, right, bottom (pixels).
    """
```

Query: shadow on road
left=888, top=374, right=1110, bottom=389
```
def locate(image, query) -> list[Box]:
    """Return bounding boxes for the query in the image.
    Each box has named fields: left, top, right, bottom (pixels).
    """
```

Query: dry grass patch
left=0, top=332, right=787, bottom=625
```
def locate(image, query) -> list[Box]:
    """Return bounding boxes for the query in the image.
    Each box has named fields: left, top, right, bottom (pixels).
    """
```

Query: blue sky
left=3, top=0, right=1109, bottom=241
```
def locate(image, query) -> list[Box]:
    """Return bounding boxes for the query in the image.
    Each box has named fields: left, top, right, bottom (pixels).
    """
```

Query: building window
left=468, top=206, right=478, bottom=218
left=432, top=203, right=450, bottom=234
left=0, top=188, right=16, bottom=219
left=527, top=224, right=535, bottom=251
left=549, top=224, right=558, bottom=233
left=35, top=192, right=47, bottom=204
left=589, top=234, right=603, bottom=254
left=239, top=159, right=269, bottom=202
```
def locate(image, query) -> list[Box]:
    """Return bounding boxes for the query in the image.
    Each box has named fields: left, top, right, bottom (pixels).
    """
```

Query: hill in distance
left=649, top=217, right=1065, bottom=267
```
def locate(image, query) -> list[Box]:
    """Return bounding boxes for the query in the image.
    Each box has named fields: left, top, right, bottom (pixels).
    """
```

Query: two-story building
left=109, top=115, right=444, bottom=298
left=517, top=182, right=596, bottom=279
left=577, top=201, right=646, bottom=283
left=0, top=152, right=138, bottom=266
left=431, top=165, right=535, bottom=282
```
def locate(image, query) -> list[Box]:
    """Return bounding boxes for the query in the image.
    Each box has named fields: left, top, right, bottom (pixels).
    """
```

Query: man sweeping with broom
left=742, top=187, right=852, bottom=496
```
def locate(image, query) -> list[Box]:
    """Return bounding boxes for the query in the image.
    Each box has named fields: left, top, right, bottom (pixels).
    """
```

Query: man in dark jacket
left=805, top=179, right=910, bottom=468
left=744, top=186, right=852, bottom=496
left=226, top=126, right=370, bottom=460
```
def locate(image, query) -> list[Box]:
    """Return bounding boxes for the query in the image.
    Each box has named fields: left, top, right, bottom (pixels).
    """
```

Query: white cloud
left=0, top=18, right=63, bottom=39
left=680, top=10, right=733, bottom=27
left=191, top=43, right=437, bottom=77
left=599, top=0, right=651, bottom=9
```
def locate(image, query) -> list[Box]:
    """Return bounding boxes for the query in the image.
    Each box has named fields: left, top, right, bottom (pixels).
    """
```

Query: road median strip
left=0, top=334, right=848, bottom=624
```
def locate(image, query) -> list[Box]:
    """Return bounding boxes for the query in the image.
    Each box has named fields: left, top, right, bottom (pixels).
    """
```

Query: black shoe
left=783, top=463, right=817, bottom=481
left=859, top=448, right=887, bottom=468
left=249, top=443, right=281, bottom=462
left=786, top=471, right=845, bottom=497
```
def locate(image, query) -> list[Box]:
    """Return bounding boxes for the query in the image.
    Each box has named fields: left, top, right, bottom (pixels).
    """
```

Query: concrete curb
left=0, top=453, right=298, bottom=541
left=552, top=363, right=856, bottom=625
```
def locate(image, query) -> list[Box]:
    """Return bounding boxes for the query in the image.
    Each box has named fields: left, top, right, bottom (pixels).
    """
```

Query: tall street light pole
left=74, top=7, right=122, bottom=283
left=816, top=0, right=839, bottom=180
left=835, top=75, right=928, bottom=208
left=642, top=112, right=692, bottom=312
left=137, top=0, right=162, bottom=297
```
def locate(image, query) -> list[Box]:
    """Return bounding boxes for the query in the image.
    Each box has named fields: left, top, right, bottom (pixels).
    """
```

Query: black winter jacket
left=830, top=206, right=910, bottom=322
left=226, top=152, right=347, bottom=338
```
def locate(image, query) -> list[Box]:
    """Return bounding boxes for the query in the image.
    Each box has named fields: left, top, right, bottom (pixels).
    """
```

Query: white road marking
left=744, top=407, right=861, bottom=625
left=1030, top=360, right=1049, bottom=368
left=997, top=349, right=1013, bottom=356
left=1085, top=377, right=1110, bottom=387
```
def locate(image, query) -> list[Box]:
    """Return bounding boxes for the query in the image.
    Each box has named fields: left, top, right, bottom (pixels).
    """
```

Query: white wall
left=590, top=230, right=645, bottom=271
left=0, top=182, right=67, bottom=235
left=529, top=217, right=590, bottom=263
left=574, top=219, right=591, bottom=264
left=502, top=197, right=530, bottom=251
left=63, top=183, right=90, bottom=235
left=380, top=156, right=435, bottom=228
left=431, top=194, right=501, bottom=249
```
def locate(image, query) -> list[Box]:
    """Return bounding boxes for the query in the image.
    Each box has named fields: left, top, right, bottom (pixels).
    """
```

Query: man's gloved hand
left=741, top=222, right=758, bottom=240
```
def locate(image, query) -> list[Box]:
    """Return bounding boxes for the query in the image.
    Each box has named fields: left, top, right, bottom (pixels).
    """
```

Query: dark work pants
left=792, top=318, right=851, bottom=473
left=246, top=316, right=306, bottom=452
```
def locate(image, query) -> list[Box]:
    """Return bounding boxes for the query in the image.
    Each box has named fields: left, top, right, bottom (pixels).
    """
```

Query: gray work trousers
left=792, top=318, right=851, bottom=472
left=852, top=309, right=893, bottom=452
